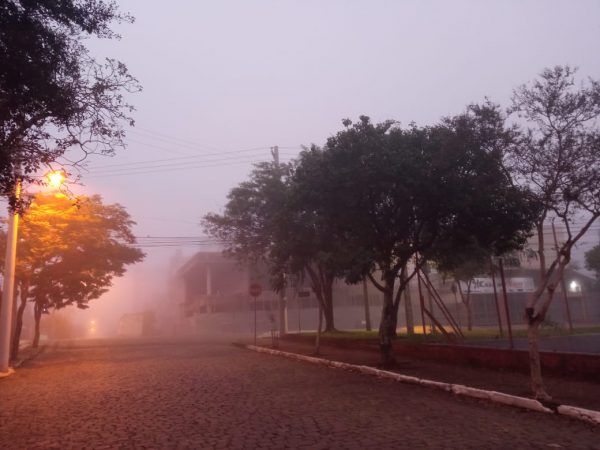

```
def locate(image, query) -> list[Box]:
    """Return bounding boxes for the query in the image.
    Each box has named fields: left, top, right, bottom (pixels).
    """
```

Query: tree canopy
left=203, top=160, right=345, bottom=331
left=294, top=111, right=535, bottom=364
left=204, top=106, right=537, bottom=363
left=0, top=0, right=139, bottom=208
left=3, top=192, right=144, bottom=350
left=585, top=245, right=600, bottom=280
left=18, top=193, right=145, bottom=310
left=507, top=65, right=600, bottom=399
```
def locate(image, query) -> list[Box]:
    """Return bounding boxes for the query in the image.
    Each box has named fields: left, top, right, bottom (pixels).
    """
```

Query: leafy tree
left=0, top=1, right=139, bottom=208
left=203, top=161, right=344, bottom=332
left=508, top=65, right=600, bottom=400
left=303, top=110, right=535, bottom=366
left=438, top=245, right=493, bottom=332
left=285, top=147, right=363, bottom=331
left=584, top=245, right=600, bottom=280
left=5, top=193, right=144, bottom=355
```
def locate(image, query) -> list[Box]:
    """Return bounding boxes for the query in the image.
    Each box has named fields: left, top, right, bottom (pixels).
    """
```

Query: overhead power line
left=132, top=126, right=223, bottom=152
left=89, top=146, right=270, bottom=171
left=85, top=157, right=280, bottom=178
left=88, top=152, right=269, bottom=175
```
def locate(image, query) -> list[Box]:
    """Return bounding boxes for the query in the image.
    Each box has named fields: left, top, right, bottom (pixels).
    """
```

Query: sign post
left=249, top=283, right=262, bottom=345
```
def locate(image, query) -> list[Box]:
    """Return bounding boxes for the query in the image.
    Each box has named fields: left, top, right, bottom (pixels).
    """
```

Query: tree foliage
left=295, top=111, right=535, bottom=364
left=4, top=193, right=144, bottom=350
left=203, top=162, right=290, bottom=269
left=23, top=194, right=145, bottom=309
left=0, top=0, right=139, bottom=208
left=585, top=245, right=600, bottom=280
left=203, top=160, right=344, bottom=331
left=508, top=65, right=600, bottom=399
left=205, top=108, right=536, bottom=361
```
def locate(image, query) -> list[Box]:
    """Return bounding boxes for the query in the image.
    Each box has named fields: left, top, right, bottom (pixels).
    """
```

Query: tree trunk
left=426, top=287, right=435, bottom=333
left=527, top=320, right=550, bottom=401
left=402, top=267, right=414, bottom=335
left=457, top=280, right=472, bottom=331
left=362, top=278, right=372, bottom=332
left=322, top=277, right=335, bottom=332
left=537, top=220, right=546, bottom=276
left=465, top=300, right=472, bottom=331
left=466, top=282, right=473, bottom=332
left=526, top=273, right=561, bottom=401
left=278, top=288, right=287, bottom=337
left=452, top=288, right=462, bottom=329
left=10, top=281, right=29, bottom=361
left=32, top=302, right=43, bottom=348
left=525, top=215, right=596, bottom=400
left=305, top=264, right=336, bottom=332
left=314, top=305, right=323, bottom=356
left=378, top=284, right=396, bottom=368
left=390, top=295, right=401, bottom=338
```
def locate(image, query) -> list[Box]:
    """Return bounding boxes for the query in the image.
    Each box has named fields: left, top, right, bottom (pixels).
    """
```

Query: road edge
left=246, top=344, right=600, bottom=427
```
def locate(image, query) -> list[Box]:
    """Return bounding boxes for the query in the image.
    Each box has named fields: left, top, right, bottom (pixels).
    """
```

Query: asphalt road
left=0, top=337, right=598, bottom=449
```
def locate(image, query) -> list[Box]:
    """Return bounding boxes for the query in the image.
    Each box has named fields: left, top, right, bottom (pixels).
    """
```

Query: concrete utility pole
left=271, top=145, right=287, bottom=335
left=0, top=179, right=21, bottom=373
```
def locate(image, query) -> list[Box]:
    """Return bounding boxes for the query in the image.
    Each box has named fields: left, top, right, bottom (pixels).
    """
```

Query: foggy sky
left=82, top=0, right=600, bottom=237
left=8, top=0, right=600, bottom=329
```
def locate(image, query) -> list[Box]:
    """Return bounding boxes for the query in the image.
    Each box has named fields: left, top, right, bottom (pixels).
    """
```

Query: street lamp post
left=0, top=179, right=21, bottom=373
left=0, top=170, right=65, bottom=374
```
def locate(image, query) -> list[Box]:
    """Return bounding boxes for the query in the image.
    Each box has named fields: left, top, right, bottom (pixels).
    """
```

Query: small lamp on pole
left=0, top=169, right=66, bottom=374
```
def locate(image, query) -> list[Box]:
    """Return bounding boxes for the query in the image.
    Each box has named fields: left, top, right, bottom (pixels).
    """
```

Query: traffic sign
left=249, top=283, right=262, bottom=297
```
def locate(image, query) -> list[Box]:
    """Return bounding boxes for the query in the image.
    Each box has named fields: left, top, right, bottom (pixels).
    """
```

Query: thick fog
left=3, top=0, right=600, bottom=339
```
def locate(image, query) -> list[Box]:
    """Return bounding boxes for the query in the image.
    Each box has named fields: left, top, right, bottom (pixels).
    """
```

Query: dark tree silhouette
left=303, top=111, right=535, bottom=367
left=0, top=1, right=139, bottom=208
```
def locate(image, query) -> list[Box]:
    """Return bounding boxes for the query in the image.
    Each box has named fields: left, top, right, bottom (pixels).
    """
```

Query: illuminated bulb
left=46, top=170, right=66, bottom=189
left=569, top=280, right=579, bottom=292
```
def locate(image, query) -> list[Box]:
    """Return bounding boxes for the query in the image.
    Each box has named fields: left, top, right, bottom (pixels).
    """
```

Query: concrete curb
left=246, top=345, right=600, bottom=427
left=0, top=367, right=15, bottom=379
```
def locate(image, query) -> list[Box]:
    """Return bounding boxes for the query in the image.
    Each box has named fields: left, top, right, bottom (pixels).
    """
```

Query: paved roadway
left=0, top=338, right=598, bottom=449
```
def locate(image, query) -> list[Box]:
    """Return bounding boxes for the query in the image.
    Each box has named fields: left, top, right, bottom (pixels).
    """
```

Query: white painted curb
left=246, top=345, right=600, bottom=426
left=0, top=367, right=15, bottom=379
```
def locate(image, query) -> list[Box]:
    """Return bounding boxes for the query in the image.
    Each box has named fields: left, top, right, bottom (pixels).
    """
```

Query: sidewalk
left=266, top=336, right=600, bottom=412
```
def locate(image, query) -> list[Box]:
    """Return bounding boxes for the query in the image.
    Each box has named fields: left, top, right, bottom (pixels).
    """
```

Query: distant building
left=174, top=251, right=383, bottom=333
left=176, top=252, right=280, bottom=319
left=459, top=266, right=597, bottom=327
left=118, top=312, right=156, bottom=337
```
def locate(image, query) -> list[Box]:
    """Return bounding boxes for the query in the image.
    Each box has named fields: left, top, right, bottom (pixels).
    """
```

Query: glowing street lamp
left=45, top=170, right=66, bottom=190
left=0, top=168, right=67, bottom=373
left=569, top=280, right=581, bottom=293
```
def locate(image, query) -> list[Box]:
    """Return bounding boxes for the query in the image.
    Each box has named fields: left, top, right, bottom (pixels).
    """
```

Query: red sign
left=249, top=283, right=262, bottom=297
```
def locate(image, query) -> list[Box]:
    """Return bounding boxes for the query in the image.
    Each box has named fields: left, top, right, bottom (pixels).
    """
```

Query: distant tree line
left=204, top=66, right=600, bottom=401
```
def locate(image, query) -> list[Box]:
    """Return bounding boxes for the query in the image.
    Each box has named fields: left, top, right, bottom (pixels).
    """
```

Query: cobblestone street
left=0, top=338, right=598, bottom=449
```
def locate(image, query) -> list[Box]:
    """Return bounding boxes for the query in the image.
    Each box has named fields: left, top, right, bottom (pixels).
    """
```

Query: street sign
left=249, top=283, right=262, bottom=297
